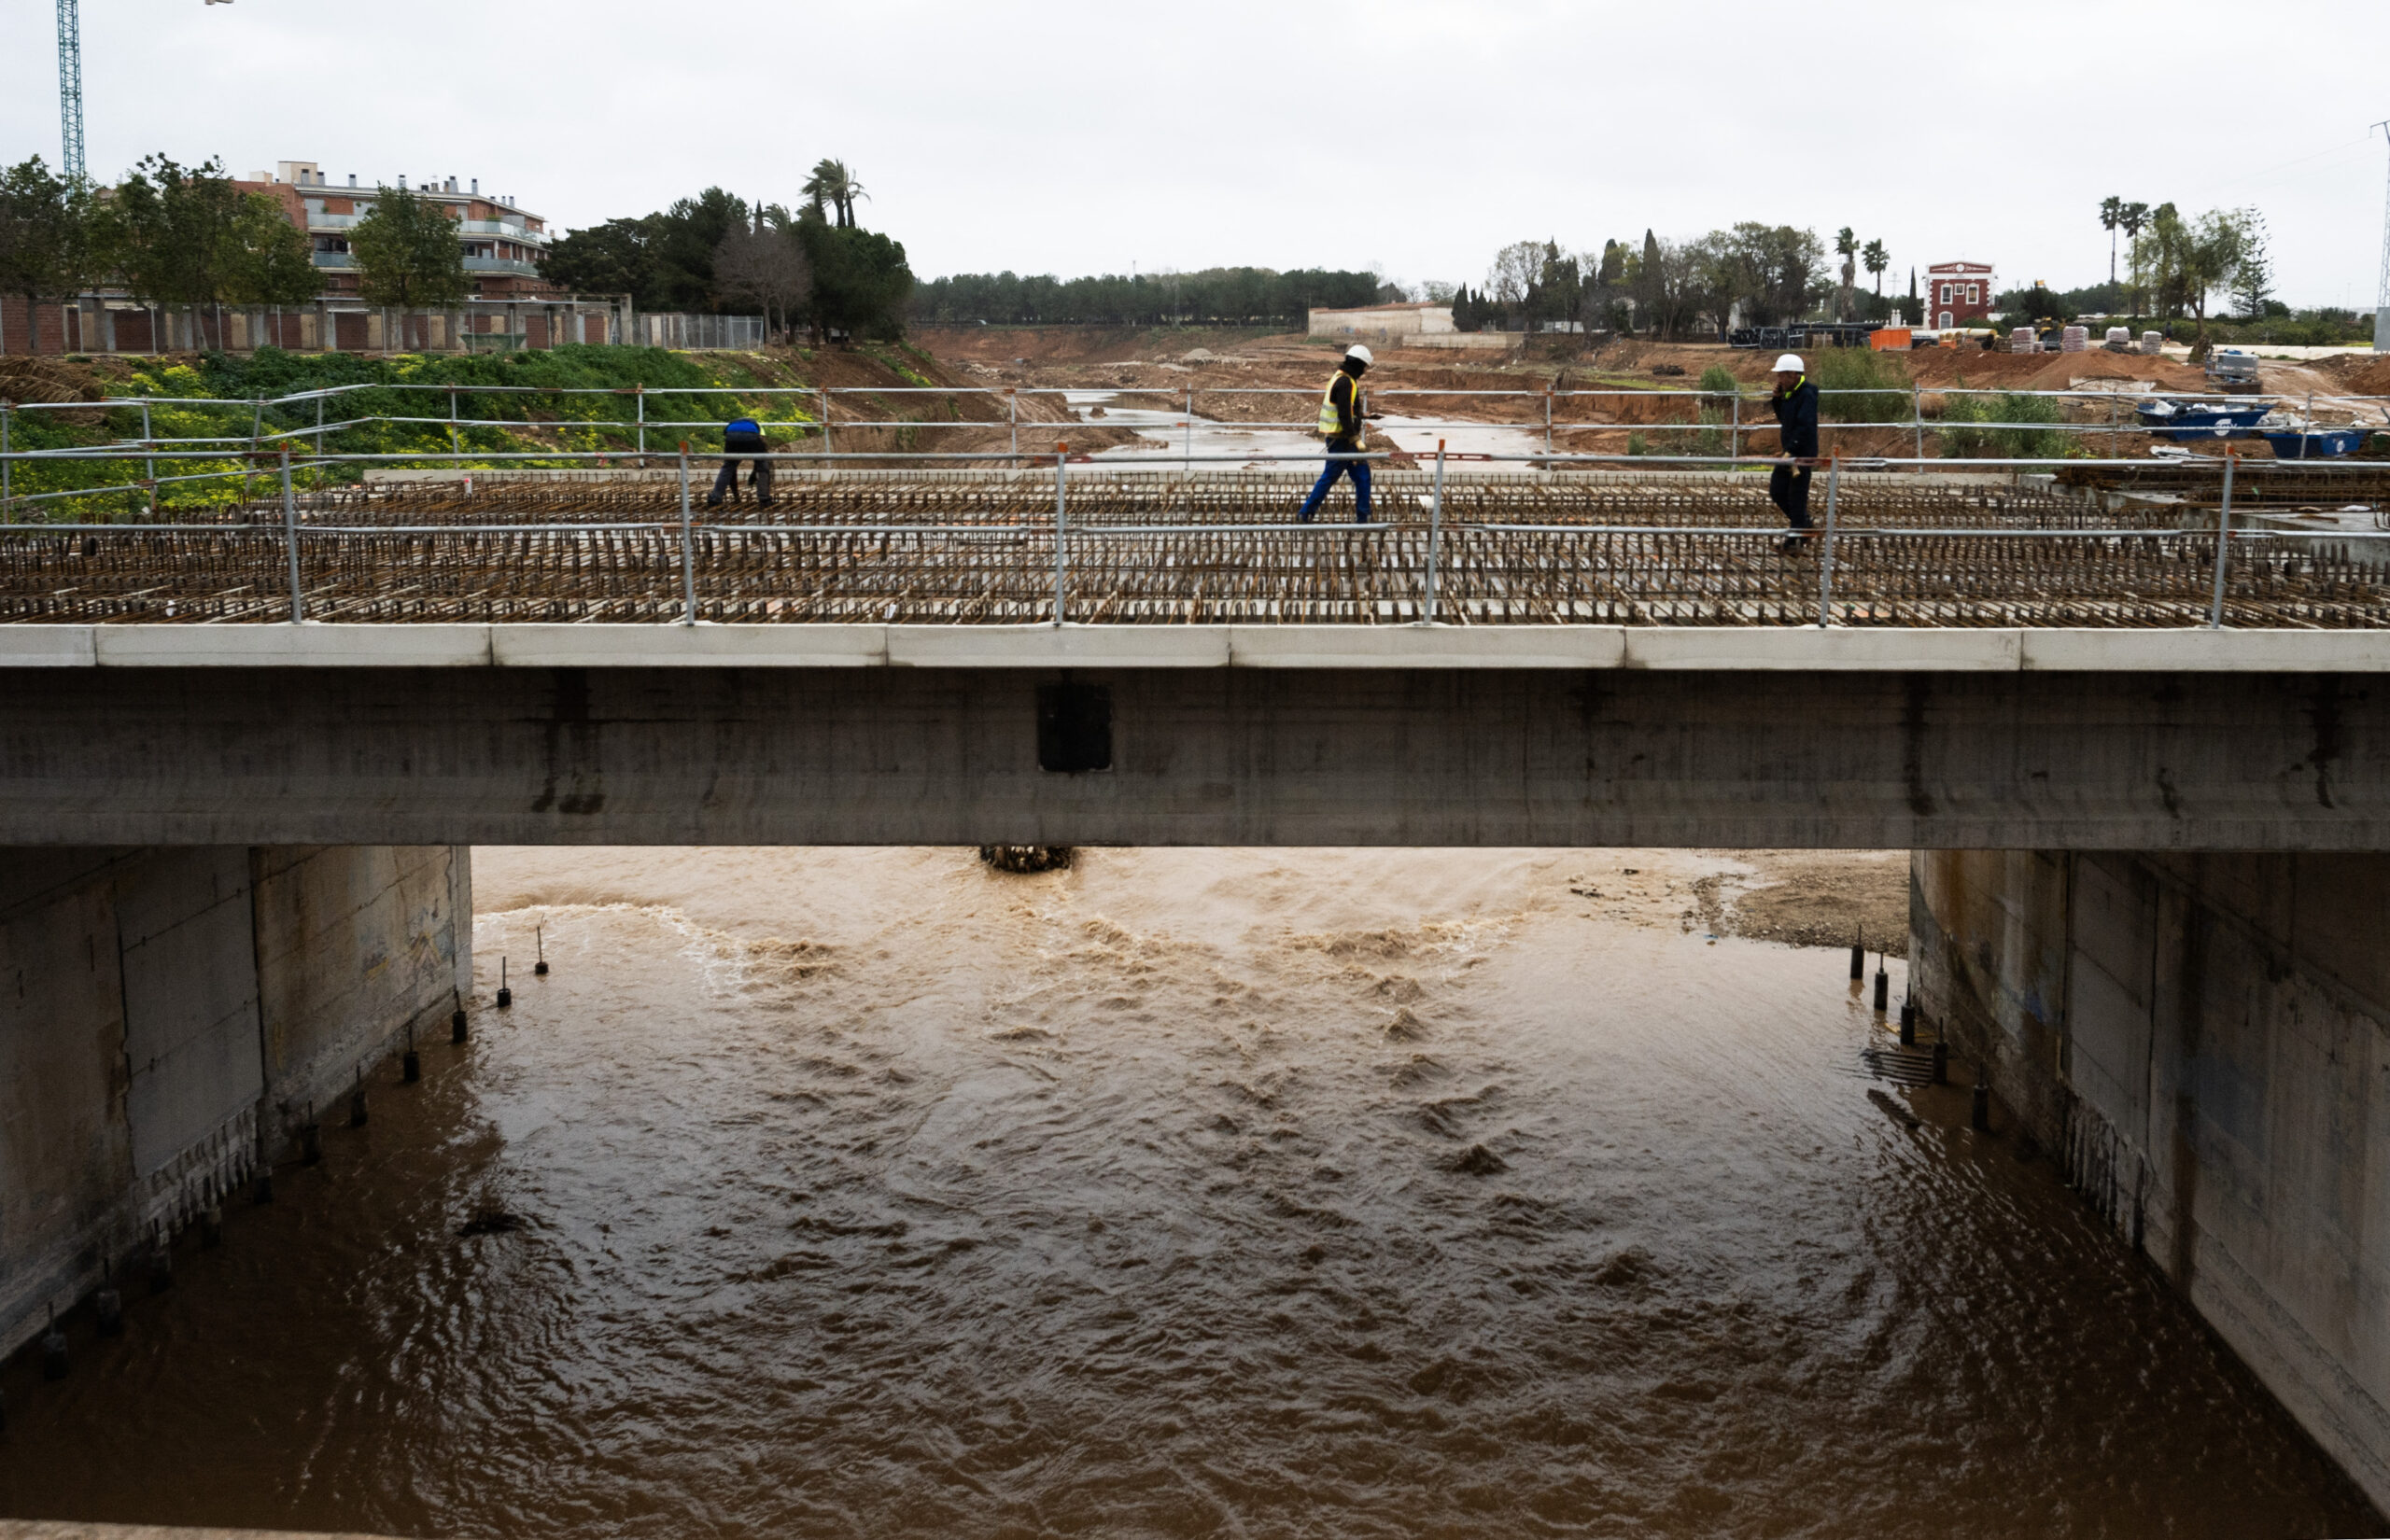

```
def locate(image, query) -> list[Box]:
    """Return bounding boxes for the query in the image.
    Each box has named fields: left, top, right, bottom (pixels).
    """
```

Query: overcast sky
left=5, top=0, right=2386, bottom=306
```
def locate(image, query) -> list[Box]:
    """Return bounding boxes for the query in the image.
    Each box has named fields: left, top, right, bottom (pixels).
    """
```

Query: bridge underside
left=1, top=659, right=2380, bottom=848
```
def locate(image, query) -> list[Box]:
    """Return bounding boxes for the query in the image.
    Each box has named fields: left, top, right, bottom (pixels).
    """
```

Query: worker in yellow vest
left=1299, top=343, right=1382, bottom=522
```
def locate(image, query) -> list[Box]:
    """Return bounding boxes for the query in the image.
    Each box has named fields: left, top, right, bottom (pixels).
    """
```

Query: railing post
left=448, top=385, right=460, bottom=458
left=245, top=395, right=262, bottom=507
left=1544, top=387, right=1554, bottom=458
left=1052, top=444, right=1069, bottom=625
left=1730, top=391, right=1740, bottom=466
left=1007, top=389, right=1019, bottom=460
left=140, top=399, right=155, bottom=513
left=679, top=442, right=697, bottom=625
left=1, top=404, right=10, bottom=521
left=1912, top=384, right=1924, bottom=465
left=282, top=444, right=303, bottom=623
left=1424, top=439, right=1446, bottom=624
left=820, top=389, right=832, bottom=461
left=315, top=393, right=325, bottom=457
left=1185, top=386, right=1195, bottom=484
left=1816, top=455, right=1841, bottom=628
left=2208, top=452, right=2236, bottom=629
left=636, top=385, right=646, bottom=466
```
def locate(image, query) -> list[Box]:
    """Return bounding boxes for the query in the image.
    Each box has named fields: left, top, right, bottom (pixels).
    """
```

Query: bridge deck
left=5, top=469, right=2384, bottom=628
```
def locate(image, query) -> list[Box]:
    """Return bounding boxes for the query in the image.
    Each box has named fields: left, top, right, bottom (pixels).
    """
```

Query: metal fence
left=636, top=314, right=766, bottom=350
left=4, top=377, right=2388, bottom=627
left=3, top=437, right=2387, bottom=631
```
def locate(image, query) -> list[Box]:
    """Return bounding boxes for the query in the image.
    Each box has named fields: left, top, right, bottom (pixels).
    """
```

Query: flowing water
left=1, top=847, right=2377, bottom=1539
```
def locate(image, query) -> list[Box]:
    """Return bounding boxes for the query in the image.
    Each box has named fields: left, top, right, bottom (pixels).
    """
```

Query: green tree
left=1861, top=238, right=1888, bottom=297
left=223, top=193, right=319, bottom=307
left=102, top=154, right=260, bottom=347
left=0, top=155, right=98, bottom=353
left=2099, top=195, right=2124, bottom=286
left=802, top=160, right=866, bottom=229
left=651, top=188, right=749, bottom=310
left=2116, top=201, right=2152, bottom=313
left=348, top=184, right=468, bottom=307
left=2231, top=208, right=2273, bottom=319
left=2133, top=204, right=2250, bottom=352
left=541, top=215, right=663, bottom=305
left=798, top=222, right=913, bottom=341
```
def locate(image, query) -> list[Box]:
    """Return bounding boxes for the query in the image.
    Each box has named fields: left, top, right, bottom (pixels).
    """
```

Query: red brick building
left=1926, top=260, right=1995, bottom=329
left=237, top=159, right=563, bottom=301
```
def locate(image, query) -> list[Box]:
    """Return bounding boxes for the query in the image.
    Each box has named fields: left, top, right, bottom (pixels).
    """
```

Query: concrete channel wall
left=1912, top=848, right=2390, bottom=1511
left=0, top=847, right=470, bottom=1362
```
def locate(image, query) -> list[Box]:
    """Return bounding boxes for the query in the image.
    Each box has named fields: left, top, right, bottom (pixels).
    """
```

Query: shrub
left=1810, top=347, right=1912, bottom=426
left=1940, top=385, right=2066, bottom=459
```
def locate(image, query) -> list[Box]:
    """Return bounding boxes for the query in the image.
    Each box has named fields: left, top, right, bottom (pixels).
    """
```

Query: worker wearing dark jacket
left=1764, top=353, right=1820, bottom=542
left=1298, top=344, right=1379, bottom=523
left=706, top=416, right=775, bottom=510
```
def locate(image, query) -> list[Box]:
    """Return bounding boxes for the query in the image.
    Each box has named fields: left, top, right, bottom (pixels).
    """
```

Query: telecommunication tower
left=2375, top=119, right=2390, bottom=354
left=56, top=0, right=85, bottom=185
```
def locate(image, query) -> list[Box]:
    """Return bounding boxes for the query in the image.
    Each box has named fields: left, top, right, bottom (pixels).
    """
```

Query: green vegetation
left=3, top=344, right=824, bottom=515
left=541, top=179, right=913, bottom=343
left=1940, top=387, right=2066, bottom=459
left=911, top=267, right=1383, bottom=328
left=0, top=156, right=102, bottom=326
left=1809, top=348, right=1910, bottom=425
left=347, top=185, right=469, bottom=307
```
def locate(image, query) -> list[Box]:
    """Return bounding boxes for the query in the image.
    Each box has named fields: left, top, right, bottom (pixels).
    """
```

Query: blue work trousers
left=1299, top=443, right=1371, bottom=523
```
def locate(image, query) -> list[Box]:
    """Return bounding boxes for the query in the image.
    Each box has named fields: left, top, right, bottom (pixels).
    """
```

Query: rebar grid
left=5, top=469, right=2385, bottom=628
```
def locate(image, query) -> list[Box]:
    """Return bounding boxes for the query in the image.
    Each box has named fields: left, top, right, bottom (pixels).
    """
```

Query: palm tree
left=2117, top=201, right=2152, bottom=315
left=801, top=160, right=868, bottom=229
left=1862, top=239, right=1889, bottom=296
left=2100, top=195, right=2124, bottom=285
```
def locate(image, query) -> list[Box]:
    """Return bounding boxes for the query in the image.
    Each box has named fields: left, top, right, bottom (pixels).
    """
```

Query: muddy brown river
left=1, top=847, right=2377, bottom=1538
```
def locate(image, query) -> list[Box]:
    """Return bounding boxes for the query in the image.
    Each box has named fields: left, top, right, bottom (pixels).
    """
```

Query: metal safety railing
left=4, top=437, right=2387, bottom=632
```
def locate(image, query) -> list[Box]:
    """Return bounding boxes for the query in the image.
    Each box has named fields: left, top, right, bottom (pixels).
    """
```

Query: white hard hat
left=1772, top=353, right=1805, bottom=372
left=1345, top=343, right=1374, bottom=365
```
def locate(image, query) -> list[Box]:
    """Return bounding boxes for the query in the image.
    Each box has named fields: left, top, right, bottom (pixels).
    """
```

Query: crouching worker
left=1299, top=343, right=1381, bottom=523
left=706, top=416, right=776, bottom=510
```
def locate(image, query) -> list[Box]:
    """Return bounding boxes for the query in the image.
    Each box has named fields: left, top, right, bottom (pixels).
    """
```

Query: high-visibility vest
left=1316, top=372, right=1358, bottom=438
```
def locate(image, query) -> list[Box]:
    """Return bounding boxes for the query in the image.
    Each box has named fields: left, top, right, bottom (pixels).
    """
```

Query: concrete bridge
left=3, top=618, right=2388, bottom=1513
left=2, top=622, right=2386, bottom=849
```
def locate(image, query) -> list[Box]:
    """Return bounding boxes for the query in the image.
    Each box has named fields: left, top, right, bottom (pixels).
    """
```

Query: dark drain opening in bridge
left=1038, top=682, right=1112, bottom=773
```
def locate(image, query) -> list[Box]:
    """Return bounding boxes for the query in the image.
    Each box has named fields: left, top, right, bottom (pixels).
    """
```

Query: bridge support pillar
left=0, top=845, right=471, bottom=1363
left=1912, top=847, right=2390, bottom=1509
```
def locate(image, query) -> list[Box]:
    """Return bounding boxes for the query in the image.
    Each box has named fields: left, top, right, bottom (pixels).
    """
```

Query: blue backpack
left=726, top=417, right=760, bottom=437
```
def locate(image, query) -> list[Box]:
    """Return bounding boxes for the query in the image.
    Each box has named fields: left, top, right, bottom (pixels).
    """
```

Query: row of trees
left=0, top=152, right=488, bottom=352
left=909, top=267, right=1386, bottom=327
left=539, top=161, right=913, bottom=342
left=1445, top=227, right=1835, bottom=340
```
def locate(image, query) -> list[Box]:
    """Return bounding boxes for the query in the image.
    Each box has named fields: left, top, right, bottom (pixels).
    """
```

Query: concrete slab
left=94, top=625, right=493, bottom=667
left=2021, top=629, right=2390, bottom=672
left=490, top=623, right=886, bottom=668
left=889, top=624, right=1230, bottom=668
left=0, top=627, right=95, bottom=666
left=1624, top=627, right=2023, bottom=671
left=1226, top=625, right=1627, bottom=668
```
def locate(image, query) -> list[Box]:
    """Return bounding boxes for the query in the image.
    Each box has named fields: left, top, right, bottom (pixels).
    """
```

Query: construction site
left=3, top=329, right=2388, bottom=629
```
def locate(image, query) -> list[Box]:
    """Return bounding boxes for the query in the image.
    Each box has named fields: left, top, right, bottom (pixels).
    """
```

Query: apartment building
left=235, top=160, right=563, bottom=301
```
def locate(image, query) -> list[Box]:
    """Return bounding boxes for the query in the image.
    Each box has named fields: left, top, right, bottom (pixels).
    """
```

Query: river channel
left=0, top=847, right=2375, bottom=1539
